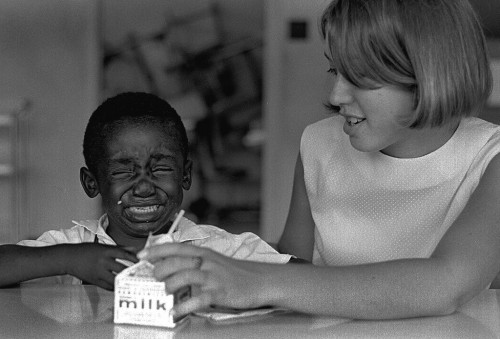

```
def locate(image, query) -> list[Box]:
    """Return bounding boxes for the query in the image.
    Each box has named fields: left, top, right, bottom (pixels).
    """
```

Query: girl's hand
left=138, top=243, right=269, bottom=318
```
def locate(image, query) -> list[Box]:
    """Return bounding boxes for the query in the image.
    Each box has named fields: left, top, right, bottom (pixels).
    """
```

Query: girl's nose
left=133, top=177, right=155, bottom=197
left=329, top=74, right=354, bottom=107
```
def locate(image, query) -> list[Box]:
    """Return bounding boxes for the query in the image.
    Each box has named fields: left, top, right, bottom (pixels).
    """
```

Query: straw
left=167, top=209, right=185, bottom=235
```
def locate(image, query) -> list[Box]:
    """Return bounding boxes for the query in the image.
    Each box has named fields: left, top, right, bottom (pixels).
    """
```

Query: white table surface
left=2, top=284, right=500, bottom=338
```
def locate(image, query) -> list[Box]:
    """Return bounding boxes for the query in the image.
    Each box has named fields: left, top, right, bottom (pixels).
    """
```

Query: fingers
left=108, top=260, right=129, bottom=275
left=116, top=248, right=139, bottom=264
left=96, top=278, right=115, bottom=291
left=172, top=292, right=214, bottom=318
left=192, top=256, right=203, bottom=269
left=83, top=268, right=116, bottom=290
left=161, top=268, right=207, bottom=293
left=105, top=247, right=138, bottom=265
left=122, top=246, right=139, bottom=254
left=138, top=243, right=208, bottom=263
left=153, top=256, right=205, bottom=280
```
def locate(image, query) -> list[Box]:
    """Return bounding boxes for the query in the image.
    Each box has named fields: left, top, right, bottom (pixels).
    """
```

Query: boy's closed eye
left=111, top=168, right=136, bottom=180
left=152, top=166, right=174, bottom=176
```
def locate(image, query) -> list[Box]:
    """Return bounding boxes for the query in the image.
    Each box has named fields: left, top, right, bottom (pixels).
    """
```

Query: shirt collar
left=174, top=217, right=211, bottom=242
left=71, top=214, right=112, bottom=241
left=72, top=214, right=210, bottom=243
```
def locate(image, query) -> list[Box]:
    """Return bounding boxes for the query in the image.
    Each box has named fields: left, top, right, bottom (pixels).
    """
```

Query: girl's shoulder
left=462, top=116, right=500, bottom=131
left=458, top=117, right=500, bottom=173
left=460, top=117, right=500, bottom=145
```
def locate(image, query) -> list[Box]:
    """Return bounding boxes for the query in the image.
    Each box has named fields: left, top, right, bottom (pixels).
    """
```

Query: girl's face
left=97, top=122, right=191, bottom=241
left=325, top=51, right=454, bottom=158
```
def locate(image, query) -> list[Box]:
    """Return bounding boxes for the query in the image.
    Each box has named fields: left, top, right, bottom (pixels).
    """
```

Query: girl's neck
left=381, top=121, right=460, bottom=159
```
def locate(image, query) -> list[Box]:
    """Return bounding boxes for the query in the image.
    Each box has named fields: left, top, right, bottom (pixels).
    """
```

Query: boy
left=0, top=92, right=290, bottom=290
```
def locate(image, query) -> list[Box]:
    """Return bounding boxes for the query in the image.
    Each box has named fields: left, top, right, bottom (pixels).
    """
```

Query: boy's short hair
left=320, top=0, right=493, bottom=128
left=83, top=92, right=188, bottom=175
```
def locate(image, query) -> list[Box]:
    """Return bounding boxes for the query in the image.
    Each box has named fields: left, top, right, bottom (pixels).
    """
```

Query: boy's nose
left=133, top=177, right=155, bottom=197
left=329, top=74, right=353, bottom=107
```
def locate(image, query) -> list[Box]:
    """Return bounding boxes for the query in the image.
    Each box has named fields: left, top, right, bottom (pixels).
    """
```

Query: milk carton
left=114, top=233, right=190, bottom=328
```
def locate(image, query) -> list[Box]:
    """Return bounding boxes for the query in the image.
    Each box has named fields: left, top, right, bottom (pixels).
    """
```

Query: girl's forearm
left=0, top=244, right=71, bottom=286
left=260, top=259, right=469, bottom=319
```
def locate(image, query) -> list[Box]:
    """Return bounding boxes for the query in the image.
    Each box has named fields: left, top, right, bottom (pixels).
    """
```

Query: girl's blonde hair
left=320, top=0, right=492, bottom=128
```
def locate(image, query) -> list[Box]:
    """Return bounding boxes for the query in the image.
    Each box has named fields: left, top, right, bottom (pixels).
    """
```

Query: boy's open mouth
left=128, top=205, right=161, bottom=214
left=125, top=204, right=164, bottom=222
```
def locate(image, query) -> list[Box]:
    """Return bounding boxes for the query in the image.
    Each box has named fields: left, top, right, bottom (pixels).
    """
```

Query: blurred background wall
left=100, top=0, right=266, bottom=234
left=0, top=0, right=499, bottom=244
left=0, top=0, right=100, bottom=242
left=0, top=0, right=266, bottom=242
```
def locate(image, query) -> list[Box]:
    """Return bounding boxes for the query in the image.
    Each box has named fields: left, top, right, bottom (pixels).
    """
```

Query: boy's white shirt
left=18, top=214, right=291, bottom=285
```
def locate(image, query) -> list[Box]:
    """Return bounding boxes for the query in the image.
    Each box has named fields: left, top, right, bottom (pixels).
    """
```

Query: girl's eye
left=323, top=102, right=341, bottom=115
left=327, top=67, right=338, bottom=76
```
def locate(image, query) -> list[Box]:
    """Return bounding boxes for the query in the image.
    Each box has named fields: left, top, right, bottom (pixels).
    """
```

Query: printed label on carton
left=114, top=233, right=190, bottom=328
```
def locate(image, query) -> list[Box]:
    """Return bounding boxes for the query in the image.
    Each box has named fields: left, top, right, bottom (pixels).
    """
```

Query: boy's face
left=92, top=121, right=191, bottom=238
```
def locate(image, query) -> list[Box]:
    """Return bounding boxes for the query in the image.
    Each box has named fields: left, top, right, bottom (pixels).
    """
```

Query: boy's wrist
left=53, top=244, right=75, bottom=276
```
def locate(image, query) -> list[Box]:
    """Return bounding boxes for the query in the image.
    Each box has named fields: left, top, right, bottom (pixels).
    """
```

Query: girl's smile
left=325, top=54, right=457, bottom=158
left=340, top=111, right=366, bottom=136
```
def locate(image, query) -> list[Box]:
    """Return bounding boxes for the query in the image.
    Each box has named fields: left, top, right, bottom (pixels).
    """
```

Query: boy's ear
left=182, top=159, right=193, bottom=190
left=80, top=167, right=100, bottom=198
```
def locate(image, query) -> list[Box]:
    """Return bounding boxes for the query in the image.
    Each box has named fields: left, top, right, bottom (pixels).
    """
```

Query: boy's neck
left=105, top=222, right=171, bottom=249
left=106, top=227, right=147, bottom=249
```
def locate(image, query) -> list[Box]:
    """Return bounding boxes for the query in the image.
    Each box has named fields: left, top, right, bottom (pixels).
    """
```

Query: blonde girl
left=139, top=0, right=500, bottom=320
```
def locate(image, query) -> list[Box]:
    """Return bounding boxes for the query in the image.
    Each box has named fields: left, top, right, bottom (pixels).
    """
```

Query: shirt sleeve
left=17, top=227, right=88, bottom=247
left=17, top=230, right=70, bottom=247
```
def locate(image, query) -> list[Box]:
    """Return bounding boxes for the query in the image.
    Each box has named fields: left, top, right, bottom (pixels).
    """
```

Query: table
left=2, top=284, right=499, bottom=338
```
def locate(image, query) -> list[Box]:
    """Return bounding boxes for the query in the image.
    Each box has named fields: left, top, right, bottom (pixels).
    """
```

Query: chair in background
left=161, top=0, right=264, bottom=228
left=102, top=0, right=264, bottom=230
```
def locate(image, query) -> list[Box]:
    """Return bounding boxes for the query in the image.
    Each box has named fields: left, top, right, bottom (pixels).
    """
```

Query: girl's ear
left=80, top=167, right=100, bottom=198
left=182, top=159, right=193, bottom=190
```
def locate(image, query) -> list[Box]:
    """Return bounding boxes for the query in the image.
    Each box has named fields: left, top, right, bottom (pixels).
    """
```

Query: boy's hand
left=66, top=243, right=138, bottom=290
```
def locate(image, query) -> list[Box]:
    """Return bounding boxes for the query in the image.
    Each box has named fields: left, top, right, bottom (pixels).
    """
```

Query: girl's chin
left=349, top=139, right=377, bottom=153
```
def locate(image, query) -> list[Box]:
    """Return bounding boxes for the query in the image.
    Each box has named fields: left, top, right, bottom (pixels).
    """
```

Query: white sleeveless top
left=300, top=116, right=500, bottom=266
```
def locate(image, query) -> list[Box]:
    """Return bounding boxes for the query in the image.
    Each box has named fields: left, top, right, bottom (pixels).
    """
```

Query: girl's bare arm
left=277, top=154, right=315, bottom=261
left=143, top=153, right=500, bottom=319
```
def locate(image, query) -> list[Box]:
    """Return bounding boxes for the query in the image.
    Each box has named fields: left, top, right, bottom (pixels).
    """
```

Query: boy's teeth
left=129, top=205, right=159, bottom=213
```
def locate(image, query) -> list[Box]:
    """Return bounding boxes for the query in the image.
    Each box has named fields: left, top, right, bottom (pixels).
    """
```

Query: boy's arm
left=0, top=243, right=138, bottom=290
left=0, top=244, right=69, bottom=286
